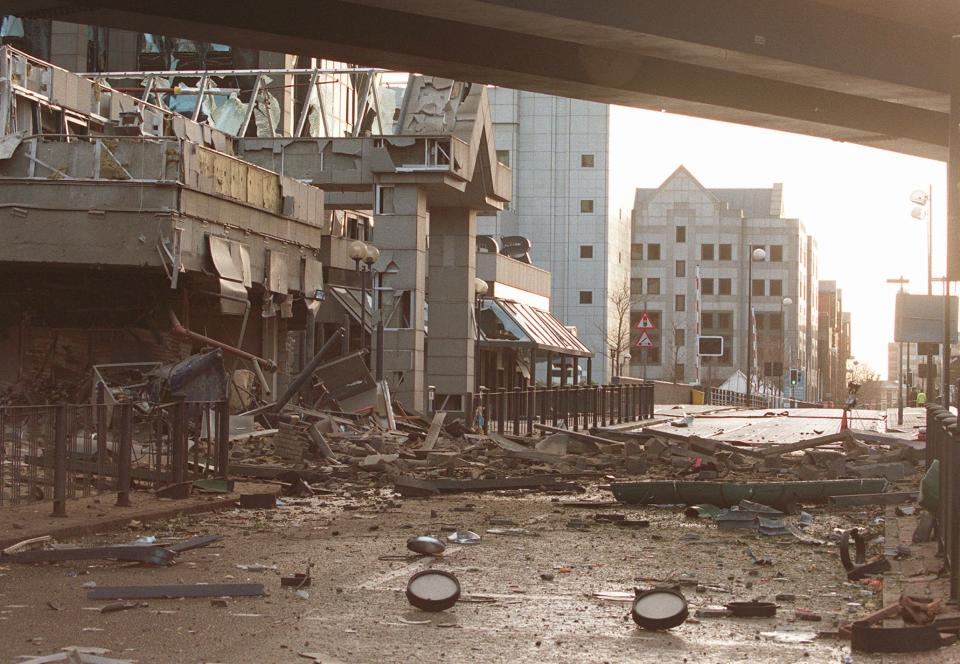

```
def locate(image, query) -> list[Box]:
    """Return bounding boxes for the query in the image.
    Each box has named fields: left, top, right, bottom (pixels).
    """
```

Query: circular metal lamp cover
left=631, top=588, right=689, bottom=630
left=406, top=570, right=461, bottom=612
left=407, top=536, right=446, bottom=555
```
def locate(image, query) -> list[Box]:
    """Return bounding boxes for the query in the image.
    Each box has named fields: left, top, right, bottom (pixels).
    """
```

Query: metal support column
left=52, top=403, right=67, bottom=517
left=172, top=398, right=187, bottom=487
left=217, top=400, right=230, bottom=478
left=116, top=404, right=132, bottom=507
left=947, top=35, right=960, bottom=406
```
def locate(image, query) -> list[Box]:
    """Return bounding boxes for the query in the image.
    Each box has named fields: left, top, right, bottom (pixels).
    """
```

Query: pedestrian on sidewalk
left=917, top=390, right=927, bottom=406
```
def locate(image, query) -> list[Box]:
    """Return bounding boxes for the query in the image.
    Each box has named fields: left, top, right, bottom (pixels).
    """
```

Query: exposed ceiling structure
left=5, top=0, right=959, bottom=159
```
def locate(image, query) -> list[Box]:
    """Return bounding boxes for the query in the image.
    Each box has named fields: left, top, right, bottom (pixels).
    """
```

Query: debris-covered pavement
left=1, top=401, right=955, bottom=663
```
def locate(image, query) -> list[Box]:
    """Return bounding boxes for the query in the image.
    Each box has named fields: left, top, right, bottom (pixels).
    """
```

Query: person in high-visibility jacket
left=917, top=390, right=927, bottom=406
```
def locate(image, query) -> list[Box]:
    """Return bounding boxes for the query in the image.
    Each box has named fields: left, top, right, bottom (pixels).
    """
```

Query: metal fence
left=925, top=404, right=959, bottom=600
left=476, top=383, right=654, bottom=436
left=709, top=388, right=798, bottom=409
left=0, top=400, right=230, bottom=514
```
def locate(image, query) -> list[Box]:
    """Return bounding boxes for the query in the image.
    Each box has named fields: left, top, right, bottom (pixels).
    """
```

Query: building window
left=495, top=150, right=510, bottom=167
left=719, top=244, right=732, bottom=261
left=676, top=226, right=686, bottom=242
left=770, top=244, right=783, bottom=262
left=580, top=245, right=594, bottom=259
left=374, top=185, right=395, bottom=215
left=675, top=294, right=686, bottom=311
left=719, top=278, right=732, bottom=295
left=770, top=279, right=783, bottom=296
left=718, top=313, right=733, bottom=329
left=579, top=290, right=593, bottom=304
left=675, top=328, right=686, bottom=346
left=631, top=278, right=643, bottom=295
left=702, top=312, right=714, bottom=328
left=702, top=278, right=714, bottom=295
left=675, top=260, right=686, bottom=277
left=580, top=199, right=594, bottom=213
left=631, top=243, right=643, bottom=260
left=701, top=244, right=715, bottom=260
left=647, top=244, right=661, bottom=260
left=647, top=278, right=661, bottom=295
left=580, top=154, right=595, bottom=167
left=752, top=279, right=765, bottom=296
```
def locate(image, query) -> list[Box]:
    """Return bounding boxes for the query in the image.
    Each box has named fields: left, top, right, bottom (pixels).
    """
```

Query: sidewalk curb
left=0, top=494, right=239, bottom=550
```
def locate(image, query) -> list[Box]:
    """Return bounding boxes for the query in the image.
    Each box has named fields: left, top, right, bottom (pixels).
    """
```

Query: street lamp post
left=911, top=188, right=935, bottom=400
left=781, top=296, right=793, bottom=405
left=746, top=247, right=766, bottom=404
left=887, top=276, right=909, bottom=424
left=349, top=240, right=379, bottom=369
left=474, top=277, right=489, bottom=392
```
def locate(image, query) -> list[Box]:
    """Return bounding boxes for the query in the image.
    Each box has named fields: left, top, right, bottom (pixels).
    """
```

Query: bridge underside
left=6, top=0, right=960, bottom=159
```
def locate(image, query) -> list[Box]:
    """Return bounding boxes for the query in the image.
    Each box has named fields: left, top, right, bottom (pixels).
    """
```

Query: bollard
left=172, top=398, right=187, bottom=486
left=526, top=387, right=535, bottom=435
left=52, top=403, right=67, bottom=517
left=116, top=403, right=133, bottom=507
left=216, top=400, right=230, bottom=479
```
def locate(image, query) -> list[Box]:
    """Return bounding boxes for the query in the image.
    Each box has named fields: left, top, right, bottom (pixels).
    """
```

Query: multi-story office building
left=482, top=88, right=631, bottom=382
left=817, top=281, right=852, bottom=402
left=628, top=166, right=819, bottom=396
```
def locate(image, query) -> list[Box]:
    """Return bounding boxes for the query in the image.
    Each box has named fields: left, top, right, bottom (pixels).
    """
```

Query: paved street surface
left=2, top=484, right=955, bottom=663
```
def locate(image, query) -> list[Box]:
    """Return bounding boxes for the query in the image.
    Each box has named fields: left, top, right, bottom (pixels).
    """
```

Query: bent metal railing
left=0, top=400, right=230, bottom=514
left=925, top=404, right=959, bottom=601
left=475, top=383, right=654, bottom=436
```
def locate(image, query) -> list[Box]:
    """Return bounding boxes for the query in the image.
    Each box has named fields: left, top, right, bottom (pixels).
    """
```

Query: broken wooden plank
left=394, top=474, right=581, bottom=497
left=420, top=411, right=447, bottom=452
left=828, top=492, right=918, bottom=507
left=88, top=583, right=264, bottom=600
left=757, top=431, right=853, bottom=457
left=166, top=535, right=223, bottom=553
left=1, top=545, right=176, bottom=566
left=2, top=535, right=52, bottom=555
left=533, top=423, right=624, bottom=447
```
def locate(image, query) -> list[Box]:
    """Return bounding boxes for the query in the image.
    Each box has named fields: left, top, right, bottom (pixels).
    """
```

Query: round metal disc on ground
left=631, top=588, right=689, bottom=630
left=406, top=570, right=461, bottom=612
left=407, top=536, right=446, bottom=555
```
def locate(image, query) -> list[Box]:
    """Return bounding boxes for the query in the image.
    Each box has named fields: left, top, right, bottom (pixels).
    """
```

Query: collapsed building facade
left=0, top=45, right=590, bottom=415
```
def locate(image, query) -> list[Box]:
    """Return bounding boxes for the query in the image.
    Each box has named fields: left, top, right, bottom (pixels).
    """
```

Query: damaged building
left=0, top=43, right=589, bottom=417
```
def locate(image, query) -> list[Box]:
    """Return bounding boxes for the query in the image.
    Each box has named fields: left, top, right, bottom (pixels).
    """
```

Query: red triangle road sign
left=634, top=312, right=656, bottom=330
left=634, top=331, right=655, bottom=348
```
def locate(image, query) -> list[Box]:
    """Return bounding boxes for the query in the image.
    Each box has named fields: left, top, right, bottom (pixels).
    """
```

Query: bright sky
left=609, top=106, right=947, bottom=379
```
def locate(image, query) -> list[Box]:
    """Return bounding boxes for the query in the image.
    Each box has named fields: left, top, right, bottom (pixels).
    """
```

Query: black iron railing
left=0, top=400, right=230, bottom=514
left=475, top=383, right=654, bottom=436
left=925, top=404, right=959, bottom=601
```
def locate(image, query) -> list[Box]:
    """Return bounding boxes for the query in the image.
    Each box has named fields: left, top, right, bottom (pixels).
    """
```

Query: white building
left=629, top=166, right=819, bottom=395
left=479, top=88, right=631, bottom=382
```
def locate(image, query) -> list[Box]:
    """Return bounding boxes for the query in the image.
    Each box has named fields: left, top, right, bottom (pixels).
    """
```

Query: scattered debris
left=726, top=600, right=777, bottom=617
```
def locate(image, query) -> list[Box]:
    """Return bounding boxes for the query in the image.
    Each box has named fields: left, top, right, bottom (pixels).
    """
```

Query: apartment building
left=629, top=166, right=819, bottom=396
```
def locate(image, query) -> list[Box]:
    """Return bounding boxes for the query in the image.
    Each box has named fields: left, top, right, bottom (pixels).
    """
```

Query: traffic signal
left=789, top=369, right=799, bottom=386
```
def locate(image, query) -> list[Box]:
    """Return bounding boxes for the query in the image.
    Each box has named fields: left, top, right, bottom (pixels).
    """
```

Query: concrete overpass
left=5, top=0, right=960, bottom=160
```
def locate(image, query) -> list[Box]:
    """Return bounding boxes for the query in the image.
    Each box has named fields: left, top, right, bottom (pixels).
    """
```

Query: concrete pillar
left=426, top=207, right=477, bottom=413
left=375, top=185, right=427, bottom=412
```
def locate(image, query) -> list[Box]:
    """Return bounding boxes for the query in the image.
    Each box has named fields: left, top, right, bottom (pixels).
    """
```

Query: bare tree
left=849, top=362, right=880, bottom=385
left=598, top=280, right=633, bottom=378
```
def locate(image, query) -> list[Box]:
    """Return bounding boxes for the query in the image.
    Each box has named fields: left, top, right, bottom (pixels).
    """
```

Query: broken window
left=496, top=149, right=510, bottom=167
left=426, top=138, right=451, bottom=166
